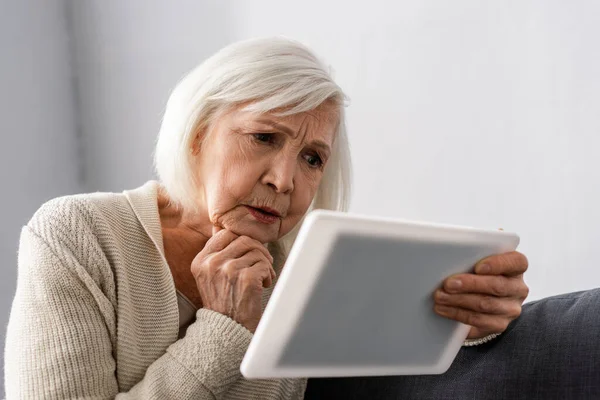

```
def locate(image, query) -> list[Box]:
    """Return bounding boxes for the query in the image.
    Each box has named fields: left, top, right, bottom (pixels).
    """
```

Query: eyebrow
left=256, top=118, right=332, bottom=155
left=256, top=118, right=295, bottom=136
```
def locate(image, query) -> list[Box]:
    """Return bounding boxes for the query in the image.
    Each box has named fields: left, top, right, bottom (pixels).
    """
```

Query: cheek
left=279, top=184, right=316, bottom=237
left=288, top=173, right=321, bottom=217
left=204, top=144, right=262, bottom=217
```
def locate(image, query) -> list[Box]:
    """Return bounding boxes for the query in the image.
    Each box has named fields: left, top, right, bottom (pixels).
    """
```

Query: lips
left=245, top=206, right=281, bottom=224
left=254, top=206, right=281, bottom=218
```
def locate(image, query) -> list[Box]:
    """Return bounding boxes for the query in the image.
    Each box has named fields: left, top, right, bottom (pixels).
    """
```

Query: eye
left=253, top=133, right=273, bottom=143
left=303, top=153, right=323, bottom=168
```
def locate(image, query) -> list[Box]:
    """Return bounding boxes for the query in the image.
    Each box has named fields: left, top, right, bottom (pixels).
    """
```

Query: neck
left=157, top=188, right=211, bottom=264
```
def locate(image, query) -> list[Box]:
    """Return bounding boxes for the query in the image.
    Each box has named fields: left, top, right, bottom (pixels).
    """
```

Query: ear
left=190, top=131, right=202, bottom=156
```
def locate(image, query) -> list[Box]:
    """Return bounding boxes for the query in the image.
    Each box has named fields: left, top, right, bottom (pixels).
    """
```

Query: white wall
left=69, top=1, right=600, bottom=302
left=68, top=1, right=234, bottom=192
left=226, top=0, right=600, bottom=301
left=0, top=1, right=82, bottom=396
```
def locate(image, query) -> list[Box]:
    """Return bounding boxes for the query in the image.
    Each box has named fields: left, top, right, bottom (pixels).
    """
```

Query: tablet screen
left=278, top=234, right=484, bottom=367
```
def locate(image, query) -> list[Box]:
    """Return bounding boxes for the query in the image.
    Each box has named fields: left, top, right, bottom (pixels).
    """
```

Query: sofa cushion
left=305, top=288, right=600, bottom=399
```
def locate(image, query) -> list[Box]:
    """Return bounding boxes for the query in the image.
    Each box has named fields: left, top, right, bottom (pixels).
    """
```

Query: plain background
left=2, top=1, right=599, bottom=395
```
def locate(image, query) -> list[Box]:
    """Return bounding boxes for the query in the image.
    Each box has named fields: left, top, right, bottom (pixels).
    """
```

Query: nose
left=262, top=155, right=295, bottom=194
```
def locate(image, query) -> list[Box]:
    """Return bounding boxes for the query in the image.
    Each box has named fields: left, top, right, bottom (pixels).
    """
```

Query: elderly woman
left=4, top=38, right=528, bottom=399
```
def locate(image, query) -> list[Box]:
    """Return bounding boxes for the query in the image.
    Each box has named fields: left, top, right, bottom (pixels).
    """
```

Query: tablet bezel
left=241, top=210, right=520, bottom=379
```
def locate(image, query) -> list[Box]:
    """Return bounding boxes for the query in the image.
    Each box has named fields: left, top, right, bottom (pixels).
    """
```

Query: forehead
left=230, top=102, right=339, bottom=144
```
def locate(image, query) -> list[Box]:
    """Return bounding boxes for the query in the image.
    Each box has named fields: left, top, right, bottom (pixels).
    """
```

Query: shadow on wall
left=68, top=0, right=235, bottom=193
left=1, top=1, right=233, bottom=396
left=1, top=0, right=82, bottom=395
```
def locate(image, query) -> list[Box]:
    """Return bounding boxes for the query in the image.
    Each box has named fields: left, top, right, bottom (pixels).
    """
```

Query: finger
left=434, top=305, right=510, bottom=333
left=204, top=229, right=239, bottom=254
left=212, top=225, right=223, bottom=236
left=434, top=290, right=522, bottom=317
left=219, top=235, right=273, bottom=262
left=443, top=274, right=529, bottom=299
left=252, top=261, right=276, bottom=288
left=221, top=249, right=269, bottom=279
left=240, top=260, right=275, bottom=288
left=246, top=251, right=276, bottom=285
left=474, top=251, right=529, bottom=276
left=468, top=326, right=498, bottom=340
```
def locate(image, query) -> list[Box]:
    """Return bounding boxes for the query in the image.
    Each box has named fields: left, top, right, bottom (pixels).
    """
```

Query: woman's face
left=194, top=103, right=338, bottom=244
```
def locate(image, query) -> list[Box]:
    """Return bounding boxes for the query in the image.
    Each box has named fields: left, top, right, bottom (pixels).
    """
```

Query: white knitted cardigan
left=4, top=181, right=306, bottom=399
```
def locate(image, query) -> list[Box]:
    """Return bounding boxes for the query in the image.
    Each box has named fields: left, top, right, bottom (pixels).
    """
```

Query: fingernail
left=477, top=264, right=491, bottom=274
left=447, top=279, right=462, bottom=290
left=436, top=291, right=450, bottom=302
left=435, top=305, right=451, bottom=315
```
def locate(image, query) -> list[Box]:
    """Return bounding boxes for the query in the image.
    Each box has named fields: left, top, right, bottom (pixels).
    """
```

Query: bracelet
left=462, top=332, right=501, bottom=347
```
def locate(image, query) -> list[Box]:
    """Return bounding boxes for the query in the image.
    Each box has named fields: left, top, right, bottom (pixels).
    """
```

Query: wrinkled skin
left=161, top=103, right=338, bottom=332
left=160, top=102, right=529, bottom=337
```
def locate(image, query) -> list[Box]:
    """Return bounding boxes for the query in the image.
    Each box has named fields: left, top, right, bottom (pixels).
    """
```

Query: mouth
left=245, top=206, right=281, bottom=224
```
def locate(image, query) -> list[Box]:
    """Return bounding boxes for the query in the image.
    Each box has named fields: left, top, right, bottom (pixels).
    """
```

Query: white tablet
left=241, top=210, right=520, bottom=379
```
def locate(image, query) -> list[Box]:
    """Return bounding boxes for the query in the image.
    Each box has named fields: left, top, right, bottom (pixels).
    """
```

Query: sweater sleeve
left=4, top=226, right=302, bottom=399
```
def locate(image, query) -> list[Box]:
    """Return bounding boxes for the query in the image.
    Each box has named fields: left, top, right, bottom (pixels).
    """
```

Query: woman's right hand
left=191, top=229, right=276, bottom=333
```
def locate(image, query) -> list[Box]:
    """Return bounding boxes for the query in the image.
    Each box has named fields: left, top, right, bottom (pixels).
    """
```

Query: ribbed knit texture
left=4, top=181, right=306, bottom=399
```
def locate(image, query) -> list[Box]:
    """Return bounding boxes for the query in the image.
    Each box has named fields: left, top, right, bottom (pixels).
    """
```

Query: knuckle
left=205, top=255, right=221, bottom=274
left=491, top=279, right=508, bottom=296
left=255, top=249, right=272, bottom=262
left=507, top=279, right=522, bottom=296
left=257, top=260, right=271, bottom=271
left=260, top=251, right=273, bottom=263
left=244, top=249, right=263, bottom=262
left=479, top=296, right=496, bottom=313
left=221, top=260, right=238, bottom=277
left=521, top=284, right=530, bottom=299
left=191, top=267, right=205, bottom=282
left=248, top=248, right=263, bottom=257
left=465, top=312, right=482, bottom=327
left=495, top=319, right=510, bottom=333
left=190, top=258, right=203, bottom=275
left=193, top=255, right=214, bottom=276
left=463, top=275, right=478, bottom=291
left=508, top=303, right=522, bottom=318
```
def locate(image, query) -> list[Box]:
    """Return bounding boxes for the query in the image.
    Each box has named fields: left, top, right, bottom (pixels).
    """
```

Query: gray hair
left=154, top=37, right=352, bottom=259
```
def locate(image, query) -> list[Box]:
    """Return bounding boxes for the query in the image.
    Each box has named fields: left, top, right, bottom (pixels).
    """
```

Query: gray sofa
left=305, top=288, right=600, bottom=399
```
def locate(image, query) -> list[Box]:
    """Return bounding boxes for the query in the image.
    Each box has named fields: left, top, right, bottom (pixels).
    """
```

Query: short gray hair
left=154, top=37, right=352, bottom=258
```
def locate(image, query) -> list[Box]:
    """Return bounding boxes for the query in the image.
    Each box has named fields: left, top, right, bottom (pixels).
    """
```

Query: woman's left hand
left=433, top=251, right=529, bottom=339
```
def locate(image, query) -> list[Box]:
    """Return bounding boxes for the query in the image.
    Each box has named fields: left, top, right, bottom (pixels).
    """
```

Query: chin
left=223, top=220, right=280, bottom=244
